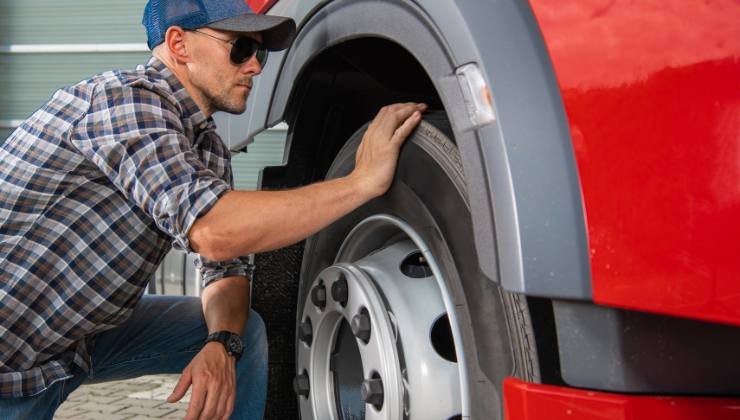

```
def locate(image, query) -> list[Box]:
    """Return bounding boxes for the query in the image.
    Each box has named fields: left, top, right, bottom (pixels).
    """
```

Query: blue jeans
left=0, top=295, right=268, bottom=420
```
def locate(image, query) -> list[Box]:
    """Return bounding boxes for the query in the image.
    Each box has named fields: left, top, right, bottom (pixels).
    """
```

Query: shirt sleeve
left=69, top=82, right=231, bottom=252
left=195, top=255, right=255, bottom=288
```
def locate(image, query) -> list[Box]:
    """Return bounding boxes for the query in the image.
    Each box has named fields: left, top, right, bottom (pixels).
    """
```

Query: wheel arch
left=263, top=0, right=592, bottom=300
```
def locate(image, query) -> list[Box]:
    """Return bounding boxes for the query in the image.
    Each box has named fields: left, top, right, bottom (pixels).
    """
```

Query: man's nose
left=240, top=56, right=262, bottom=76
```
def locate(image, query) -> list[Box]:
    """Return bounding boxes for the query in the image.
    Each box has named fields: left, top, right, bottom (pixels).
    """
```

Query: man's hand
left=168, top=342, right=237, bottom=420
left=350, top=102, right=427, bottom=198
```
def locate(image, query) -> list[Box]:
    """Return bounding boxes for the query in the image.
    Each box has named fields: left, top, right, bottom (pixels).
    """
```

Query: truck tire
left=294, top=113, right=539, bottom=419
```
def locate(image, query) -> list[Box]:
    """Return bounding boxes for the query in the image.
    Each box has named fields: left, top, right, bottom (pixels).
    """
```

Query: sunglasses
left=189, top=29, right=268, bottom=67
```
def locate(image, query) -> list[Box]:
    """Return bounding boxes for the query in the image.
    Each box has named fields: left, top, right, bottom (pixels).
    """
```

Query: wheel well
left=259, top=35, right=570, bottom=391
left=262, top=37, right=443, bottom=188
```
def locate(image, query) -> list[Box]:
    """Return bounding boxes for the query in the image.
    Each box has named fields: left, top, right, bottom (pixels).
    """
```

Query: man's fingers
left=352, top=101, right=428, bottom=197
left=387, top=103, right=423, bottom=130
left=223, top=391, right=236, bottom=420
left=213, top=385, right=230, bottom=420
left=198, top=380, right=224, bottom=419
left=388, top=102, right=425, bottom=113
left=391, top=111, right=423, bottom=145
left=209, top=380, right=230, bottom=420
left=184, top=379, right=207, bottom=420
left=376, top=102, right=426, bottom=136
left=167, top=369, right=192, bottom=403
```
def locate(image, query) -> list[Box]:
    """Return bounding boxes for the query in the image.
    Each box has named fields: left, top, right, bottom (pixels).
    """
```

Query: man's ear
left=164, top=26, right=190, bottom=64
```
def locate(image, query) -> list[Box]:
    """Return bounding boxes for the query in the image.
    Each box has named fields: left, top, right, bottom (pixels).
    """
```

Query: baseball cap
left=143, top=0, right=296, bottom=51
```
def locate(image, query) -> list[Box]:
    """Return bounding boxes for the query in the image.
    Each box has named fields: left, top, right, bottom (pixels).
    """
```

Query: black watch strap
left=205, top=331, right=244, bottom=361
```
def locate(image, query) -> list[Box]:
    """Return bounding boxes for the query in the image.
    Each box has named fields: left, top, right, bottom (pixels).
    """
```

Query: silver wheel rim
left=297, top=214, right=467, bottom=419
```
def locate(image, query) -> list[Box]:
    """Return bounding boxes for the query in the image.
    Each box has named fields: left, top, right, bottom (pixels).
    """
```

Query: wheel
left=293, top=113, right=539, bottom=419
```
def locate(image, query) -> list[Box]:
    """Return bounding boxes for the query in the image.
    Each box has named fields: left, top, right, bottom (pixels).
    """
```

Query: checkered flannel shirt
left=0, top=56, right=254, bottom=398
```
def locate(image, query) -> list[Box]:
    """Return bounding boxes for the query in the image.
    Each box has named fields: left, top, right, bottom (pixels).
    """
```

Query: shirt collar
left=146, top=56, right=215, bottom=135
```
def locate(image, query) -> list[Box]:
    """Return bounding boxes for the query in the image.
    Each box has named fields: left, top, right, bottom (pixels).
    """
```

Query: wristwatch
left=205, top=331, right=244, bottom=361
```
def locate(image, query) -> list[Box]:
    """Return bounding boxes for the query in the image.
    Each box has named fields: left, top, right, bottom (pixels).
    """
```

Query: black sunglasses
left=189, top=29, right=268, bottom=66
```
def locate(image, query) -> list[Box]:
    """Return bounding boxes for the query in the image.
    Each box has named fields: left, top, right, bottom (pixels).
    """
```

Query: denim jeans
left=0, top=295, right=268, bottom=420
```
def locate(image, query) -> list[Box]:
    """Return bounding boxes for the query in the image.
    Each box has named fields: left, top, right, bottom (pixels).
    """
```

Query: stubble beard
left=206, top=85, right=248, bottom=115
left=191, top=69, right=250, bottom=115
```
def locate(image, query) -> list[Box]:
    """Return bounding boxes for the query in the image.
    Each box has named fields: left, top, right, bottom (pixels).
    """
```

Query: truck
left=215, top=0, right=740, bottom=419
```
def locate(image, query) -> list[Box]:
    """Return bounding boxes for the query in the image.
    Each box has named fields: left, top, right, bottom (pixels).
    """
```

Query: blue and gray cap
left=143, top=0, right=296, bottom=51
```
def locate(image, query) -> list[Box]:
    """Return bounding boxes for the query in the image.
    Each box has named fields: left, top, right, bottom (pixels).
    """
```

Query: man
left=0, top=0, right=426, bottom=419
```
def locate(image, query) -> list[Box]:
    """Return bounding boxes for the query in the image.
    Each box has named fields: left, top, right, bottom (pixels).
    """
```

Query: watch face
left=227, top=335, right=243, bottom=354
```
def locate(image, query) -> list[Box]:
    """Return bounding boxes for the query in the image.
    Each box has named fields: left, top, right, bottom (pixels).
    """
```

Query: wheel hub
left=296, top=215, right=463, bottom=419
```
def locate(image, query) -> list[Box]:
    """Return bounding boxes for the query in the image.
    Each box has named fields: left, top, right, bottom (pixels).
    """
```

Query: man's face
left=186, top=28, right=263, bottom=115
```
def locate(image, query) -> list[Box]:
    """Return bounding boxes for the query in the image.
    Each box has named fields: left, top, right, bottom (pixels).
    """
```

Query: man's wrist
left=345, top=172, right=380, bottom=201
left=205, top=331, right=244, bottom=361
left=204, top=340, right=234, bottom=358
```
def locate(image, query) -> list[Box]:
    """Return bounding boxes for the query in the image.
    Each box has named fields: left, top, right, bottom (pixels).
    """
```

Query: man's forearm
left=189, top=102, right=425, bottom=261
left=190, top=174, right=373, bottom=260
left=201, top=276, right=251, bottom=335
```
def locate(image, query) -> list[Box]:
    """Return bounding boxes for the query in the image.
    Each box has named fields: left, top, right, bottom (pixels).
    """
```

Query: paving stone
left=65, top=392, right=87, bottom=402
left=61, top=413, right=136, bottom=420
left=161, top=408, right=189, bottom=419
left=115, top=405, right=178, bottom=418
left=121, top=398, right=170, bottom=409
left=56, top=375, right=195, bottom=420
left=86, top=385, right=120, bottom=396
left=56, top=400, right=85, bottom=409
left=71, top=401, right=128, bottom=414
left=128, top=374, right=169, bottom=382
left=75, top=394, right=126, bottom=405
left=117, top=383, right=161, bottom=391
left=130, top=383, right=192, bottom=403
left=53, top=403, right=88, bottom=419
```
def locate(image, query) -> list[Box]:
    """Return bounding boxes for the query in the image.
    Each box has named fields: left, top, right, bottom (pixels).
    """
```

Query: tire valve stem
left=298, top=318, right=313, bottom=346
left=361, top=375, right=384, bottom=410
left=401, top=252, right=433, bottom=278
left=310, top=283, right=327, bottom=309
left=331, top=275, right=349, bottom=306
left=351, top=307, right=371, bottom=344
left=293, top=370, right=310, bottom=398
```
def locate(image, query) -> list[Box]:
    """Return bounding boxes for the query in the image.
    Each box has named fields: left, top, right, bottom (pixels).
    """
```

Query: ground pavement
left=54, top=374, right=191, bottom=420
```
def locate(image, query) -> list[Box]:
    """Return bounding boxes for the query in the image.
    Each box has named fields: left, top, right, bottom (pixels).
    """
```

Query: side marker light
left=455, top=63, right=496, bottom=128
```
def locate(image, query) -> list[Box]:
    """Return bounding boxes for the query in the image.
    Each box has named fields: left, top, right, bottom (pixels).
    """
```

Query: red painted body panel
left=528, top=0, right=740, bottom=325
left=245, top=0, right=277, bottom=14
left=504, top=378, right=740, bottom=420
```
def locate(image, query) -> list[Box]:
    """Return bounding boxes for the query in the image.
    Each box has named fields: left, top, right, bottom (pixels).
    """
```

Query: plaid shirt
left=0, top=56, right=254, bottom=398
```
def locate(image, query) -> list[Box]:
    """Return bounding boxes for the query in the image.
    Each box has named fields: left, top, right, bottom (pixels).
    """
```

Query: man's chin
left=215, top=101, right=247, bottom=115
left=222, top=106, right=247, bottom=115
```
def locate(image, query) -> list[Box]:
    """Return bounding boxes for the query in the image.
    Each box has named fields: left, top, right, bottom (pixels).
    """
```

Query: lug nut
left=298, top=318, right=312, bottom=346
left=351, top=308, right=371, bottom=344
left=331, top=276, right=349, bottom=306
left=361, top=376, right=384, bottom=409
left=310, top=283, right=326, bottom=309
left=293, top=370, right=310, bottom=398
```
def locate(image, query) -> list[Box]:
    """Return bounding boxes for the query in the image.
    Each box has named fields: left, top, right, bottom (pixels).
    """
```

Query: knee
left=243, top=309, right=268, bottom=362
